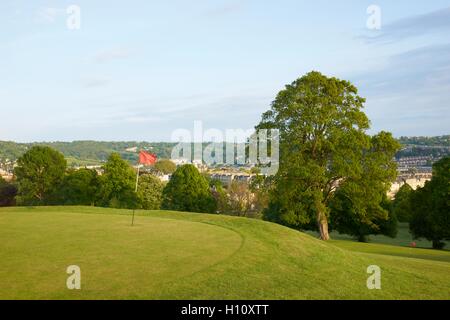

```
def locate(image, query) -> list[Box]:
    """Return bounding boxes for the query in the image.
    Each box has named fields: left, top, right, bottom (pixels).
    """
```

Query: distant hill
left=396, top=135, right=450, bottom=159
left=398, top=135, right=450, bottom=147
left=1, top=136, right=449, bottom=166
left=0, top=141, right=177, bottom=166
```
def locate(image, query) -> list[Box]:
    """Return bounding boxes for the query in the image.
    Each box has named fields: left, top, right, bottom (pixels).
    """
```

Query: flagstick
left=132, top=165, right=140, bottom=226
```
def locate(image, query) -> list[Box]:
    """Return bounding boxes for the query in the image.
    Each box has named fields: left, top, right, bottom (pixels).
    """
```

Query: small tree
left=228, top=181, right=254, bottom=217
left=137, top=174, right=164, bottom=210
left=249, top=174, right=273, bottom=214
left=410, top=157, right=450, bottom=249
left=98, top=153, right=138, bottom=209
left=59, top=168, right=99, bottom=205
left=154, top=159, right=177, bottom=175
left=392, top=183, right=413, bottom=222
left=162, top=164, right=216, bottom=213
left=0, top=177, right=17, bottom=207
left=210, top=179, right=230, bottom=214
left=15, top=146, right=67, bottom=205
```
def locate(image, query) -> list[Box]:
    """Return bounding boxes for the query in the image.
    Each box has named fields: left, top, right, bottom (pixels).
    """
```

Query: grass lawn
left=0, top=206, right=449, bottom=300
left=307, top=223, right=450, bottom=263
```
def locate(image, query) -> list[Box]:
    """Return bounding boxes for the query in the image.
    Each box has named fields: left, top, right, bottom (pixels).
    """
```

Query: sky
left=1, top=0, right=450, bottom=142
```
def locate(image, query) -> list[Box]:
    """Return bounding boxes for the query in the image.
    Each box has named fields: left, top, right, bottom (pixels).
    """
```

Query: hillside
left=0, top=141, right=177, bottom=165
left=1, top=137, right=450, bottom=166
left=0, top=206, right=449, bottom=300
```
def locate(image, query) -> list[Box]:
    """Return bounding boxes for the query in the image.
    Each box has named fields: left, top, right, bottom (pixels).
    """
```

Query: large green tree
left=410, top=157, right=450, bottom=249
left=98, top=153, right=138, bottom=209
left=15, top=146, right=67, bottom=205
left=162, top=164, right=216, bottom=213
left=137, top=174, right=165, bottom=210
left=258, top=71, right=399, bottom=240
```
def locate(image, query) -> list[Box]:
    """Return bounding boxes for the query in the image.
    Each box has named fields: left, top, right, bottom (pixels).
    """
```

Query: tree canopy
left=97, top=153, right=138, bottom=209
left=162, top=164, right=216, bottom=213
left=392, top=183, right=414, bottom=223
left=0, top=177, right=17, bottom=207
left=59, top=168, right=99, bottom=206
left=330, top=132, right=399, bottom=241
left=14, top=146, right=67, bottom=205
left=137, top=174, right=165, bottom=210
left=409, top=157, right=450, bottom=249
left=154, top=159, right=177, bottom=175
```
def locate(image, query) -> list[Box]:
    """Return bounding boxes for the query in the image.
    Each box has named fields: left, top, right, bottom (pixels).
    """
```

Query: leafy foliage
left=97, top=153, right=138, bottom=209
left=154, top=159, right=177, bottom=175
left=329, top=132, right=400, bottom=241
left=410, top=157, right=450, bottom=249
left=0, top=177, right=17, bottom=207
left=58, top=168, right=99, bottom=205
left=137, top=174, right=165, bottom=210
left=162, top=164, right=216, bottom=213
left=227, top=181, right=254, bottom=217
left=392, top=183, right=413, bottom=222
left=259, top=71, right=399, bottom=240
left=14, top=146, right=67, bottom=205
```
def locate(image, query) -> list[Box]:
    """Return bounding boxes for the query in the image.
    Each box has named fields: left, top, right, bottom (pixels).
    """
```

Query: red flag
left=139, top=151, right=157, bottom=165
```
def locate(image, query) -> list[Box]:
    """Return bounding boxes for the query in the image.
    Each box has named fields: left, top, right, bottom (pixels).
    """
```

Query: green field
left=0, top=206, right=449, bottom=300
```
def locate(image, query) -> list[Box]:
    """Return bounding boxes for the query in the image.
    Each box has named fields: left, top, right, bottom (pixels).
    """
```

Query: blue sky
left=1, top=0, right=450, bottom=142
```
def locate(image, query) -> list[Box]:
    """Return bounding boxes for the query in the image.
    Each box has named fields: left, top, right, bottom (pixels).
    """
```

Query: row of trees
left=7, top=146, right=263, bottom=215
left=5, top=145, right=273, bottom=219
left=392, top=157, right=450, bottom=249
left=10, top=147, right=162, bottom=209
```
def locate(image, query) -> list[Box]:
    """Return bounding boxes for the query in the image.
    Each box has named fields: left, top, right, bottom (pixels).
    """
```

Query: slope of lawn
left=0, top=206, right=449, bottom=300
left=307, top=223, right=450, bottom=252
left=306, top=223, right=450, bottom=263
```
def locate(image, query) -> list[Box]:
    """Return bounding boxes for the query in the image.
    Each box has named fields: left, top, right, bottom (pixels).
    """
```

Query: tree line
left=0, top=146, right=267, bottom=216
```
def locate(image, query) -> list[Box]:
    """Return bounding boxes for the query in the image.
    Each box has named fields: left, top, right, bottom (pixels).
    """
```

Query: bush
left=137, top=174, right=164, bottom=210
left=0, top=177, right=17, bottom=207
left=58, top=168, right=99, bottom=205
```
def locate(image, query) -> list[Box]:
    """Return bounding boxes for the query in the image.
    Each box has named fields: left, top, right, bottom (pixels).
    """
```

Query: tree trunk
left=358, top=234, right=368, bottom=243
left=317, top=213, right=330, bottom=241
left=432, top=240, right=445, bottom=250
